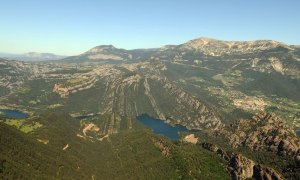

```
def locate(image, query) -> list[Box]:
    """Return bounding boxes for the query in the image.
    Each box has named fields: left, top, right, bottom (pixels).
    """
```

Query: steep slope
left=2, top=34, right=300, bottom=129
left=1, top=37, right=300, bottom=179
left=62, top=45, right=132, bottom=63
left=221, top=112, right=300, bottom=157
left=180, top=37, right=292, bottom=56
left=0, top=113, right=231, bottom=179
left=53, top=62, right=223, bottom=132
left=59, top=37, right=300, bottom=84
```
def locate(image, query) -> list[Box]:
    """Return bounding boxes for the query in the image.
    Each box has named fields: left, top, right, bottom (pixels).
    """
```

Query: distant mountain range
left=2, top=37, right=298, bottom=63
left=60, top=37, right=298, bottom=63
left=0, top=52, right=66, bottom=61
left=1, top=36, right=300, bottom=179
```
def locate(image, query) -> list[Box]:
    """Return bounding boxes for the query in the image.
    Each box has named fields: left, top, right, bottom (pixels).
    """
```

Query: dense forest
left=0, top=113, right=230, bottom=179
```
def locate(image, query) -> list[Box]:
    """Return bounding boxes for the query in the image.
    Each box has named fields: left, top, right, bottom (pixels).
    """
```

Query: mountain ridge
left=1, top=37, right=295, bottom=63
left=60, top=37, right=295, bottom=63
left=1, top=35, right=300, bottom=179
left=88, top=37, right=294, bottom=51
left=0, top=52, right=66, bottom=61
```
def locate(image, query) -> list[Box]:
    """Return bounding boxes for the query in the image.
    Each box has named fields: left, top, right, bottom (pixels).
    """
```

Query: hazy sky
left=0, top=0, right=299, bottom=55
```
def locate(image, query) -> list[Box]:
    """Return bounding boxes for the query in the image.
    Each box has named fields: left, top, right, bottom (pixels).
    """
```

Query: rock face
left=53, top=84, right=69, bottom=97
left=55, top=62, right=223, bottom=131
left=224, top=112, right=300, bottom=158
left=61, top=37, right=295, bottom=65
left=85, top=45, right=125, bottom=61
left=201, top=142, right=283, bottom=180
left=269, top=57, right=284, bottom=74
left=230, top=154, right=255, bottom=179
left=53, top=76, right=97, bottom=97
left=180, top=37, right=292, bottom=56
left=152, top=138, right=171, bottom=156
left=253, top=165, right=282, bottom=180
left=62, top=45, right=132, bottom=63
left=162, top=79, right=223, bottom=130
left=233, top=97, right=267, bottom=111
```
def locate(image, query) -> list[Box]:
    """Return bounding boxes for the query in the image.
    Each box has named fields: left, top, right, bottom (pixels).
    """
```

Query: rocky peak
left=86, top=45, right=118, bottom=54
left=181, top=37, right=292, bottom=56
left=185, top=37, right=287, bottom=48
left=183, top=37, right=225, bottom=48
left=223, top=112, right=300, bottom=158
left=187, top=37, right=220, bottom=44
left=201, top=142, right=283, bottom=180
left=77, top=45, right=132, bottom=61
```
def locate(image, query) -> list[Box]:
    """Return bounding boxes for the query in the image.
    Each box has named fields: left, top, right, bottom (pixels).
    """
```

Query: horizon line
left=1, top=36, right=298, bottom=56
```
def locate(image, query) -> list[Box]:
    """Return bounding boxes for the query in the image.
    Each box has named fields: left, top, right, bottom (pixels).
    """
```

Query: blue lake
left=137, top=114, right=190, bottom=140
left=0, top=109, right=29, bottom=118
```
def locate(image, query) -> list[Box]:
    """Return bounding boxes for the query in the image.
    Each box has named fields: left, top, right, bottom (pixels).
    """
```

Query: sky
left=0, top=0, right=299, bottom=55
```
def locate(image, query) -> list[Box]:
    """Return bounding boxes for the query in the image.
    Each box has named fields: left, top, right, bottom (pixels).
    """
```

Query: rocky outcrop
left=269, top=57, right=284, bottom=74
left=152, top=138, right=171, bottom=157
left=233, top=97, right=267, bottom=111
left=230, top=154, right=255, bottom=179
left=201, top=142, right=283, bottom=180
left=53, top=77, right=97, bottom=97
left=63, top=45, right=132, bottom=62
left=253, top=165, right=282, bottom=180
left=163, top=80, right=223, bottom=130
left=81, top=62, right=224, bottom=132
left=180, top=37, right=292, bottom=56
left=144, top=78, right=166, bottom=120
left=53, top=84, right=69, bottom=97
left=202, top=142, right=219, bottom=153
left=224, top=112, right=300, bottom=158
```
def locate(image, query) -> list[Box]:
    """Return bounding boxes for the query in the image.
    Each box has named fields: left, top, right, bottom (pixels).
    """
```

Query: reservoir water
left=296, top=130, right=300, bottom=137
left=137, top=114, right=190, bottom=140
left=0, top=109, right=29, bottom=118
